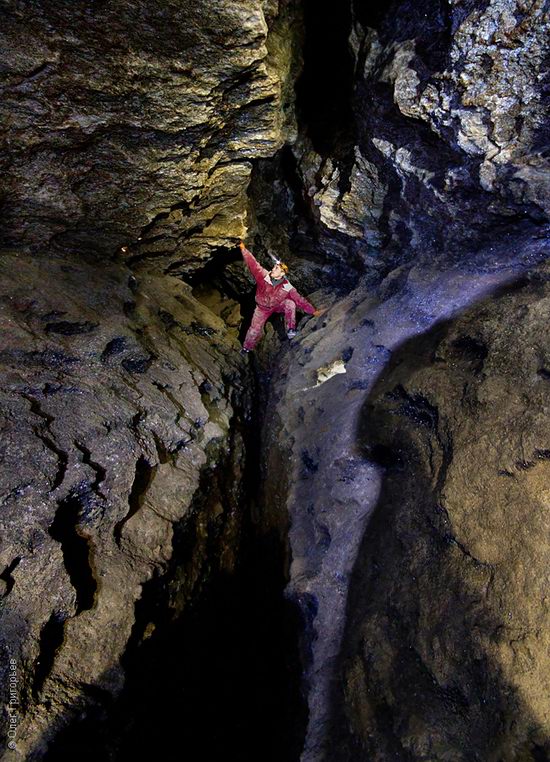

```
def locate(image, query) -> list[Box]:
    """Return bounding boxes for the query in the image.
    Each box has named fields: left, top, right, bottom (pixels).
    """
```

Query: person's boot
left=239, top=347, right=251, bottom=355
left=287, top=329, right=297, bottom=339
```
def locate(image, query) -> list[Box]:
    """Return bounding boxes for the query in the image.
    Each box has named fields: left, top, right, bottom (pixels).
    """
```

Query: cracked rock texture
left=249, top=3, right=550, bottom=755
left=0, top=253, right=248, bottom=758
left=0, top=0, right=301, bottom=273
left=0, top=1, right=299, bottom=757
left=1, top=0, right=550, bottom=759
left=295, top=0, right=549, bottom=268
left=263, top=237, right=549, bottom=762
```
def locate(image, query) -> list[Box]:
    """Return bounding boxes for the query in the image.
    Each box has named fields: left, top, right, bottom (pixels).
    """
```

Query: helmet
left=269, top=252, right=289, bottom=273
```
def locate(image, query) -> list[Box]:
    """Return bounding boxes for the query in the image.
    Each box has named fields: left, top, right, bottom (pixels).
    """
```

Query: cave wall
left=261, top=231, right=548, bottom=762
left=0, top=0, right=301, bottom=273
left=1, top=0, right=549, bottom=759
left=293, top=0, right=549, bottom=269
left=252, top=1, right=550, bottom=760
left=0, top=1, right=303, bottom=757
left=333, top=262, right=550, bottom=760
left=235, top=0, right=549, bottom=306
left=0, top=253, right=251, bottom=758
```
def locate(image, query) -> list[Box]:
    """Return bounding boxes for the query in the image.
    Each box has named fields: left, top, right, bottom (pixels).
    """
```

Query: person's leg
left=243, top=306, right=270, bottom=350
left=282, top=299, right=296, bottom=333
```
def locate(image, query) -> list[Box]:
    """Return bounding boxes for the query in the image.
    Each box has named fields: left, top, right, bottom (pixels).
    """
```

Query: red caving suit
left=241, top=247, right=315, bottom=350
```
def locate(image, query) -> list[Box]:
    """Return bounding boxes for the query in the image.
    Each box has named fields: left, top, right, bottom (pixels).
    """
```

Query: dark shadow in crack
left=36, top=507, right=307, bottom=762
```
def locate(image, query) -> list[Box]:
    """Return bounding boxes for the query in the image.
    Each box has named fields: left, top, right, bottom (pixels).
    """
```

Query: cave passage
left=295, top=0, right=357, bottom=156
left=43, top=348, right=308, bottom=762
left=2, top=0, right=548, bottom=758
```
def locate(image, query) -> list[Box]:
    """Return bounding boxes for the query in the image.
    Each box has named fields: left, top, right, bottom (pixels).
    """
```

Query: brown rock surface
left=260, top=231, right=548, bottom=761
left=0, top=252, right=249, bottom=758
left=0, top=0, right=549, bottom=759
left=333, top=262, right=550, bottom=760
left=0, top=0, right=301, bottom=272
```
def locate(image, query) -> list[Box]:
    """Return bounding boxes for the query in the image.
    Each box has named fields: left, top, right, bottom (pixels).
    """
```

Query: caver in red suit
left=240, top=244, right=317, bottom=351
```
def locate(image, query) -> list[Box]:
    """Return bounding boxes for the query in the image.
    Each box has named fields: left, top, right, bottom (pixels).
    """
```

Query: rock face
left=0, top=1, right=303, bottom=758
left=261, top=232, right=548, bottom=762
left=295, top=0, right=549, bottom=268
left=0, top=252, right=250, bottom=758
left=255, top=2, right=550, bottom=757
left=0, top=0, right=300, bottom=272
left=329, top=263, right=550, bottom=760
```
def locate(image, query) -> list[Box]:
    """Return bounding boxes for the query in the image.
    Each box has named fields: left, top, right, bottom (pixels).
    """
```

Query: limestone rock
left=308, top=146, right=386, bottom=244
left=264, top=231, right=549, bottom=761
left=333, top=0, right=549, bottom=263
left=1, top=0, right=549, bottom=759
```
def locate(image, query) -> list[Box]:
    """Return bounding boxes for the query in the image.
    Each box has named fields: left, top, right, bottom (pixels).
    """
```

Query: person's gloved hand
left=239, top=241, right=246, bottom=250
left=313, top=308, right=327, bottom=317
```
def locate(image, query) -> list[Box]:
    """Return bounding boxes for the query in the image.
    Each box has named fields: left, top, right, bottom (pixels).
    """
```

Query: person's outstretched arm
left=285, top=285, right=320, bottom=315
left=239, top=241, right=268, bottom=284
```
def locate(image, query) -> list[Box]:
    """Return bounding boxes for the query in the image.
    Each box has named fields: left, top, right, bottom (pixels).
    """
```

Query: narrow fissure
left=113, top=455, right=156, bottom=546
left=2, top=0, right=548, bottom=759
left=43, top=346, right=307, bottom=761
left=32, top=612, right=68, bottom=700
left=48, top=490, right=98, bottom=615
left=0, top=557, right=21, bottom=597
left=295, top=0, right=356, bottom=158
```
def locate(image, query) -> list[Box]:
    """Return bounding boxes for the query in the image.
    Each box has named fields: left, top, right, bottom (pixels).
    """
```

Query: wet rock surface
left=295, top=0, right=549, bottom=269
left=258, top=3, right=550, bottom=755
left=263, top=230, right=549, bottom=761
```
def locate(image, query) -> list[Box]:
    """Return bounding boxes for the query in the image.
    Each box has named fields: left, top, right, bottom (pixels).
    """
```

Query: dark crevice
left=151, top=430, right=171, bottom=464
left=100, top=336, right=128, bottom=362
left=32, top=611, right=68, bottom=699
left=0, top=557, right=21, bottom=597
left=22, top=394, right=69, bottom=491
left=247, top=149, right=367, bottom=292
left=385, top=384, right=439, bottom=432
left=45, top=320, right=99, bottom=336
left=451, top=334, right=488, bottom=367
left=74, top=441, right=107, bottom=499
left=43, top=365, right=307, bottom=762
left=49, top=488, right=98, bottom=615
left=5, top=59, right=52, bottom=87
left=280, top=144, right=314, bottom=222
left=352, top=0, right=393, bottom=29
left=374, top=0, right=452, bottom=73
left=295, top=0, right=356, bottom=157
left=137, top=199, right=192, bottom=239
left=183, top=245, right=243, bottom=294
left=532, top=744, right=550, bottom=762
left=113, top=455, right=156, bottom=546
